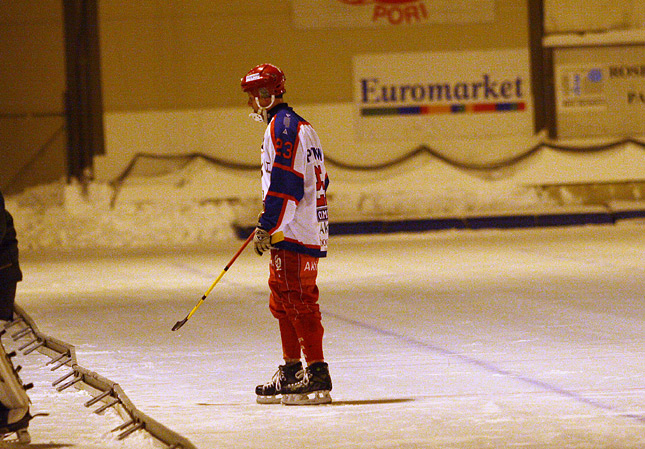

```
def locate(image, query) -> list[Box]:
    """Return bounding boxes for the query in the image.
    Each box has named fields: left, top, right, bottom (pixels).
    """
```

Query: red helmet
left=241, top=63, right=286, bottom=98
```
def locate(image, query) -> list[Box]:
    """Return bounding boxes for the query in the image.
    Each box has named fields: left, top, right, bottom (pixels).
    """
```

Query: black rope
left=108, top=137, right=645, bottom=208
left=112, top=137, right=645, bottom=179
left=325, top=137, right=645, bottom=171
left=112, top=152, right=258, bottom=184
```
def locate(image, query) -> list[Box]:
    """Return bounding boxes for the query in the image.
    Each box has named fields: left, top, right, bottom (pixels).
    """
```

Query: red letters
left=372, top=2, right=428, bottom=25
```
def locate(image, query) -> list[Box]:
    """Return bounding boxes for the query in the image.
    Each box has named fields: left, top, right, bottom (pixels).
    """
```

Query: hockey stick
left=171, top=230, right=284, bottom=331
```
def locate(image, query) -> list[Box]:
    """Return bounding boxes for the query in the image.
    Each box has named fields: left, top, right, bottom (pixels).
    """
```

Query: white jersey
left=258, top=103, right=329, bottom=257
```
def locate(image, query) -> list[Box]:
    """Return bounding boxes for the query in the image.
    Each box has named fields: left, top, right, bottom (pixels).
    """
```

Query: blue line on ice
left=324, top=310, right=645, bottom=424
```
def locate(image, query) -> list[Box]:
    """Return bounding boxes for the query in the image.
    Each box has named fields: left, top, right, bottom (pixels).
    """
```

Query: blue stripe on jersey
left=270, top=105, right=304, bottom=169
left=261, top=195, right=287, bottom=230
left=268, top=166, right=304, bottom=202
left=275, top=240, right=326, bottom=258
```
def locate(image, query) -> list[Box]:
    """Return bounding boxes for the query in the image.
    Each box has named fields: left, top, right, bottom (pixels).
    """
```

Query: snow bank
left=7, top=143, right=645, bottom=252
left=6, top=179, right=236, bottom=252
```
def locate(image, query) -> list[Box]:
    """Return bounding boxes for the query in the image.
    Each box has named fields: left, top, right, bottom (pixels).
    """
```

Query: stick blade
left=172, top=318, right=188, bottom=332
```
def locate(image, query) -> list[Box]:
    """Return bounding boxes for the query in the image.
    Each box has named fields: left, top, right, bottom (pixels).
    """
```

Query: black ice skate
left=256, top=361, right=303, bottom=404
left=281, top=361, right=332, bottom=405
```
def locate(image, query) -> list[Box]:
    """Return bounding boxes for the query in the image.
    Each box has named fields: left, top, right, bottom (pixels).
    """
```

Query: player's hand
left=253, top=227, right=272, bottom=256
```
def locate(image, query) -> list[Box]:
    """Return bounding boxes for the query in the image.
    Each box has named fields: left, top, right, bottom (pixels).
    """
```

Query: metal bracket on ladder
left=46, top=351, right=73, bottom=371
left=3, top=316, right=24, bottom=331
left=53, top=370, right=82, bottom=392
left=21, top=339, right=45, bottom=355
left=84, top=389, right=113, bottom=408
left=93, top=397, right=120, bottom=414
left=10, top=326, right=32, bottom=340
left=115, top=421, right=145, bottom=440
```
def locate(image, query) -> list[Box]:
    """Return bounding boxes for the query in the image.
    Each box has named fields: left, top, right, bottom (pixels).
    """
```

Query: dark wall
left=0, top=0, right=529, bottom=193
left=0, top=1, right=66, bottom=193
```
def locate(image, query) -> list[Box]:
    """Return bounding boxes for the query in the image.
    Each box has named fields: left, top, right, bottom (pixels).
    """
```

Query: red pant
left=268, top=248, right=324, bottom=363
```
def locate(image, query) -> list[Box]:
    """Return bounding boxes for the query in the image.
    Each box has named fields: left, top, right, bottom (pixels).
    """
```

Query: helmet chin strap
left=249, top=95, right=276, bottom=123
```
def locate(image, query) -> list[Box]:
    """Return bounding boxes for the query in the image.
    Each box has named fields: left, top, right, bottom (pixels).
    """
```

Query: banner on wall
left=291, top=0, right=494, bottom=28
left=556, top=66, right=606, bottom=110
left=554, top=45, right=645, bottom=138
left=353, top=49, right=533, bottom=141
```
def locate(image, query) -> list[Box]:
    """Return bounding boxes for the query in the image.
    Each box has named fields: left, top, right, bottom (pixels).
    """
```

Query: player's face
left=247, top=93, right=258, bottom=112
left=247, top=92, right=272, bottom=112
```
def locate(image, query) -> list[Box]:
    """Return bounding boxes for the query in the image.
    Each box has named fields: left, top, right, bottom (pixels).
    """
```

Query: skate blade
left=256, top=394, right=282, bottom=404
left=0, top=428, right=31, bottom=445
left=16, top=429, right=30, bottom=444
left=282, top=390, right=332, bottom=405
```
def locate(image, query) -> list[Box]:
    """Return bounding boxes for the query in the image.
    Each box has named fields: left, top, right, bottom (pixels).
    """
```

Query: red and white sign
left=292, top=0, right=494, bottom=28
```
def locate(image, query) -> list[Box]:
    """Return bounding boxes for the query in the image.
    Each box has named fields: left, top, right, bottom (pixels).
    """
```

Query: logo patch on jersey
left=272, top=254, right=282, bottom=271
left=317, top=207, right=328, bottom=221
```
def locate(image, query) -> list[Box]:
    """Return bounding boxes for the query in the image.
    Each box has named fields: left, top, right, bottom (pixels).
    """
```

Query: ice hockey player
left=0, top=190, right=31, bottom=443
left=241, top=63, right=332, bottom=405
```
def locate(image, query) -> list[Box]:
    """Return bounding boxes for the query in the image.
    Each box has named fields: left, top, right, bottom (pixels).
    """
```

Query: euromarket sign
left=353, top=49, right=533, bottom=140
left=359, top=74, right=524, bottom=114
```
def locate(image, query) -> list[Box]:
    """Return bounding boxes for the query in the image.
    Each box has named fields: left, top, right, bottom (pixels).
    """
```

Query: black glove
left=253, top=227, right=272, bottom=256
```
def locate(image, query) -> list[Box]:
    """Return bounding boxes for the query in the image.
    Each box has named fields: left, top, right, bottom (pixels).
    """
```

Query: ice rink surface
left=8, top=222, right=645, bottom=448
